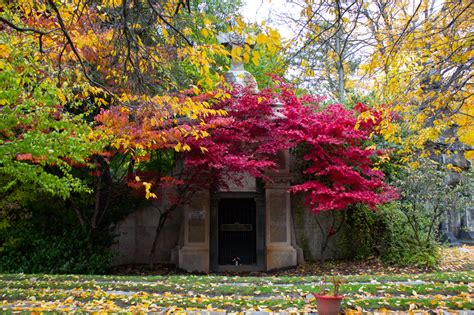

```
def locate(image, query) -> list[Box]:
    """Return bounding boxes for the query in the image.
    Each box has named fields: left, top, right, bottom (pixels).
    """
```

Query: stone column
left=265, top=151, right=297, bottom=270
left=178, top=190, right=210, bottom=273
left=265, top=180, right=297, bottom=270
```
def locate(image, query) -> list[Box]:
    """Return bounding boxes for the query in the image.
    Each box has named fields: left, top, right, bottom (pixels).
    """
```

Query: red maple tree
left=94, top=81, right=397, bottom=265
left=183, top=82, right=397, bottom=212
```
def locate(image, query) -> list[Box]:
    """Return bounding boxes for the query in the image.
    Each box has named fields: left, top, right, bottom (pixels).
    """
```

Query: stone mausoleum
left=113, top=32, right=304, bottom=273
left=112, top=32, right=474, bottom=272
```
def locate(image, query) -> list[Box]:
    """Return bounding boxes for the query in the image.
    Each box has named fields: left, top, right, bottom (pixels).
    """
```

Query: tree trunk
left=316, top=210, right=346, bottom=268
left=335, top=18, right=345, bottom=102
left=148, top=204, right=177, bottom=268
left=314, top=214, right=328, bottom=268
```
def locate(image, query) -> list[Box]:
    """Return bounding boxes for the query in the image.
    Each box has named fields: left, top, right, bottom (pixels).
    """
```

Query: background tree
left=278, top=0, right=472, bottom=162
left=282, top=0, right=366, bottom=102
left=394, top=159, right=472, bottom=249
left=0, top=33, right=103, bottom=199
left=361, top=0, right=473, bottom=162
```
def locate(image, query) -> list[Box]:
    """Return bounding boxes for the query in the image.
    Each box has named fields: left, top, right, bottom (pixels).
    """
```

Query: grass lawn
left=1, top=271, right=473, bottom=313
left=1, top=245, right=472, bottom=313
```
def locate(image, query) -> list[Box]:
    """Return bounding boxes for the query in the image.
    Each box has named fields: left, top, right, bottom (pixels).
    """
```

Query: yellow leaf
left=0, top=44, right=10, bottom=58
left=251, top=51, right=260, bottom=66
left=243, top=51, right=250, bottom=64
left=201, top=28, right=210, bottom=38
left=231, top=46, right=242, bottom=62
left=256, top=33, right=267, bottom=45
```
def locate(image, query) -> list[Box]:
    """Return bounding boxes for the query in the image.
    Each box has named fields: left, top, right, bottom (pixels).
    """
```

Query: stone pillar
left=178, top=190, right=210, bottom=273
left=265, top=150, right=297, bottom=270
left=265, top=180, right=297, bottom=270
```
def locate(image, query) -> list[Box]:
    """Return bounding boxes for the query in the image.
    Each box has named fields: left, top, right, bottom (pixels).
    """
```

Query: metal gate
left=218, top=198, right=257, bottom=265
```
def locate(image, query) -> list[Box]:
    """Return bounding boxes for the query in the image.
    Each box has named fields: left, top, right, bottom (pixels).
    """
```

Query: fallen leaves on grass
left=439, top=245, right=474, bottom=271
left=1, top=271, right=473, bottom=313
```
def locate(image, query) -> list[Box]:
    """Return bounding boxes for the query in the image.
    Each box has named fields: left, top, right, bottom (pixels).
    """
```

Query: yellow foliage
left=143, top=182, right=157, bottom=199
left=355, top=0, right=474, bottom=161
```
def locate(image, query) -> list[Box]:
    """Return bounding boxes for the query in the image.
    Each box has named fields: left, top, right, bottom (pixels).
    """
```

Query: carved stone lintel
left=264, top=172, right=294, bottom=189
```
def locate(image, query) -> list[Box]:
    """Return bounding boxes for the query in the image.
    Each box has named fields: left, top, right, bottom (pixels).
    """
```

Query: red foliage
left=271, top=84, right=397, bottom=212
left=354, top=102, right=368, bottom=112
left=183, top=87, right=286, bottom=189
left=90, top=170, right=102, bottom=177
left=94, top=82, right=397, bottom=212
left=183, top=83, right=397, bottom=212
left=16, top=153, right=32, bottom=161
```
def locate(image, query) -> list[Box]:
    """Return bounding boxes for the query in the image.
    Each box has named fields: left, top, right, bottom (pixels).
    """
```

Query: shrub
left=339, top=204, right=385, bottom=260
left=377, top=202, right=441, bottom=268
left=0, top=222, right=114, bottom=274
left=340, top=159, right=471, bottom=268
left=0, top=175, right=144, bottom=274
left=339, top=203, right=441, bottom=268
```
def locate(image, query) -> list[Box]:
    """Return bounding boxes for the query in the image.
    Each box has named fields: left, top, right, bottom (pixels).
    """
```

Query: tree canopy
left=0, top=0, right=283, bottom=197
left=281, top=0, right=473, bottom=162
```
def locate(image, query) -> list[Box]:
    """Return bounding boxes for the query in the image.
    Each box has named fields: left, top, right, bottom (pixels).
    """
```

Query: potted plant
left=314, top=276, right=344, bottom=315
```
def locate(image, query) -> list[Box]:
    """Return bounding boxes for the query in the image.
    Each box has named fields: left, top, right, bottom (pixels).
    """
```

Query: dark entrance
left=218, top=198, right=256, bottom=265
left=210, top=192, right=265, bottom=272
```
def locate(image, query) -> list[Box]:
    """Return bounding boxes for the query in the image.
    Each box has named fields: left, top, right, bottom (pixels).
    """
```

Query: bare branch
left=47, top=0, right=116, bottom=100
left=0, top=17, right=59, bottom=53
left=146, top=0, right=193, bottom=46
left=385, top=0, right=422, bottom=63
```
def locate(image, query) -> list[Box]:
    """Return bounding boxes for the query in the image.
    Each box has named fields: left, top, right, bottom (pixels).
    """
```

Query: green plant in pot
left=314, top=276, right=344, bottom=315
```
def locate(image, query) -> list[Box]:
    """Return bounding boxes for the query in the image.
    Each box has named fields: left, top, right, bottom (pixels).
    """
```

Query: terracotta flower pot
left=314, top=294, right=343, bottom=315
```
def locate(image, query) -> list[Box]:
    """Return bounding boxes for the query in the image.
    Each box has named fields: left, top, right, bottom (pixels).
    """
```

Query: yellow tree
left=360, top=0, right=473, bottom=163
left=280, top=0, right=472, bottom=162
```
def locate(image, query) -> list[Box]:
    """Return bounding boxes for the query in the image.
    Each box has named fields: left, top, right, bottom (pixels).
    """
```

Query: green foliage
left=384, top=159, right=471, bottom=267
left=377, top=202, right=441, bottom=268
left=339, top=205, right=383, bottom=260
left=245, top=46, right=286, bottom=88
left=394, top=159, right=472, bottom=246
left=339, top=203, right=441, bottom=268
left=0, top=34, right=103, bottom=199
left=0, top=179, right=145, bottom=274
left=0, top=223, right=113, bottom=274
left=0, top=188, right=109, bottom=274
left=341, top=158, right=471, bottom=269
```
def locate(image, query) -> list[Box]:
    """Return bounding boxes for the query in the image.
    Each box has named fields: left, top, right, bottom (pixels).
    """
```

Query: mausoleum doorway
left=210, top=192, right=265, bottom=272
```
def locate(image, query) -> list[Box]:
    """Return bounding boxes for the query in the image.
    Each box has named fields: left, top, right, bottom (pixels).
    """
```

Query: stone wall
left=112, top=192, right=343, bottom=268
left=447, top=207, right=474, bottom=237
left=112, top=193, right=342, bottom=267
left=112, top=204, right=184, bottom=265
left=291, top=193, right=343, bottom=262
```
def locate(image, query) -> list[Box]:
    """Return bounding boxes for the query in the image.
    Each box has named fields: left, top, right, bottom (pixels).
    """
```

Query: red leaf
left=16, top=153, right=32, bottom=161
